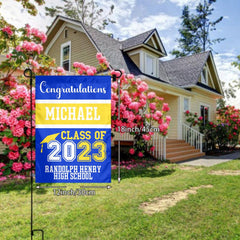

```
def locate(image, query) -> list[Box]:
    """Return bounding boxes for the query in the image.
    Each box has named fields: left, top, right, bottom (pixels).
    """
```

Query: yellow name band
left=36, top=103, right=111, bottom=125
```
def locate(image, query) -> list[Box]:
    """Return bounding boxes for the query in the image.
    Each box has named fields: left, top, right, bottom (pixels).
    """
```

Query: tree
left=171, top=0, right=224, bottom=57
left=45, top=0, right=115, bottom=30
left=0, top=0, right=44, bottom=16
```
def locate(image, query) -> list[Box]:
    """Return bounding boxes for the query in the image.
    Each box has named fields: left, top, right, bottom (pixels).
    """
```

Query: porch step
left=167, top=152, right=205, bottom=163
left=166, top=139, right=205, bottom=163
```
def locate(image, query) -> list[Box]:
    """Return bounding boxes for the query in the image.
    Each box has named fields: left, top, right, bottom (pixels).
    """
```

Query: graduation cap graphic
left=40, top=133, right=60, bottom=153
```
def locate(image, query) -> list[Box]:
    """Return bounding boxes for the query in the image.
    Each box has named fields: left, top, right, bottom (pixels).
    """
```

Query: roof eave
left=184, top=84, right=223, bottom=98
left=122, top=44, right=165, bottom=56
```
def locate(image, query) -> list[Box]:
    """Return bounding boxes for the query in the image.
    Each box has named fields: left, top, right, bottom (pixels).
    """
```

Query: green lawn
left=1, top=160, right=240, bottom=240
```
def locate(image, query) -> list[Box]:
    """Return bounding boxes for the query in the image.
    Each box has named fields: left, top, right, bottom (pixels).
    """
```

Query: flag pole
left=24, top=68, right=44, bottom=240
left=112, top=70, right=122, bottom=183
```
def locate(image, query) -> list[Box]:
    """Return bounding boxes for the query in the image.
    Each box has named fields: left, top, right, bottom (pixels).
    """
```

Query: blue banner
left=35, top=76, right=111, bottom=183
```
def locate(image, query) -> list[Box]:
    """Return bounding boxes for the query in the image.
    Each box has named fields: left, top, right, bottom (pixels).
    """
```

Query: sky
left=1, top=0, right=240, bottom=107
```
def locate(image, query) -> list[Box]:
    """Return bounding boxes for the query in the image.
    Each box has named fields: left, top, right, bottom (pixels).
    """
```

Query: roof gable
left=161, top=51, right=223, bottom=95
left=121, top=29, right=166, bottom=56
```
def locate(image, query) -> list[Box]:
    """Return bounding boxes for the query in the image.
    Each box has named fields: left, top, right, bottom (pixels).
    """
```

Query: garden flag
left=35, top=76, right=111, bottom=183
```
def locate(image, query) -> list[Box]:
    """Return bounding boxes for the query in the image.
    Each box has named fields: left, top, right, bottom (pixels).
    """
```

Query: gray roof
left=121, top=29, right=155, bottom=50
left=47, top=16, right=221, bottom=94
left=161, top=51, right=210, bottom=87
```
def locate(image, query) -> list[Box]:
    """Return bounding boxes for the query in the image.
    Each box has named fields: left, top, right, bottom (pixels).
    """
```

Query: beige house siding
left=146, top=39, right=154, bottom=48
left=161, top=94, right=179, bottom=139
left=130, top=53, right=140, bottom=68
left=48, top=27, right=98, bottom=71
left=190, top=89, right=217, bottom=121
left=0, top=142, right=5, bottom=154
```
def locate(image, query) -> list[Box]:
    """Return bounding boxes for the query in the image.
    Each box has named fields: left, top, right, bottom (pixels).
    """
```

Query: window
left=200, top=105, right=209, bottom=125
left=201, top=67, right=208, bottom=84
left=61, top=41, right=71, bottom=71
left=146, top=55, right=156, bottom=76
left=64, top=29, right=68, bottom=38
left=184, top=98, right=189, bottom=112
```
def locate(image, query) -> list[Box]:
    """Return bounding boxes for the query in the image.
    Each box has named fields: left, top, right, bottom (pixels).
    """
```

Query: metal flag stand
left=24, top=68, right=44, bottom=240
left=112, top=70, right=122, bottom=183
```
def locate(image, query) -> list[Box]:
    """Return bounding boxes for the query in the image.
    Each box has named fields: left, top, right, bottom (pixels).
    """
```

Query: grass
left=1, top=160, right=240, bottom=240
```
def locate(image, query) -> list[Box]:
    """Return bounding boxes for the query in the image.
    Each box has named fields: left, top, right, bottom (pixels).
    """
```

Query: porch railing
left=149, top=134, right=166, bottom=160
left=113, top=132, right=166, bottom=161
left=182, top=123, right=203, bottom=152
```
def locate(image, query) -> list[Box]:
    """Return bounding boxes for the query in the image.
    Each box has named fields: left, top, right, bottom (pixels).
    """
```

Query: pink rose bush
left=185, top=105, right=240, bottom=151
left=0, top=25, right=171, bottom=180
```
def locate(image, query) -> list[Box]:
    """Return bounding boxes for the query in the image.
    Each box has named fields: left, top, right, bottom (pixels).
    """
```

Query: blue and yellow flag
left=35, top=76, right=111, bottom=183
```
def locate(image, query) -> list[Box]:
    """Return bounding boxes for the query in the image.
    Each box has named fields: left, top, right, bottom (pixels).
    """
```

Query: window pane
left=146, top=55, right=154, bottom=75
left=200, top=105, right=209, bottom=125
left=63, top=60, right=69, bottom=71
left=184, top=98, right=189, bottom=111
left=63, top=46, right=69, bottom=61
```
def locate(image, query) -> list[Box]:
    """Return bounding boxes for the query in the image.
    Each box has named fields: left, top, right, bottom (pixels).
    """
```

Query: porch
left=113, top=124, right=205, bottom=163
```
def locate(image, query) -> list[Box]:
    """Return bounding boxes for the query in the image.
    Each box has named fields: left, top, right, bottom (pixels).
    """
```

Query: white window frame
left=145, top=54, right=156, bottom=76
left=200, top=103, right=211, bottom=124
left=60, top=41, right=71, bottom=71
left=201, top=67, right=208, bottom=85
left=183, top=97, right=190, bottom=112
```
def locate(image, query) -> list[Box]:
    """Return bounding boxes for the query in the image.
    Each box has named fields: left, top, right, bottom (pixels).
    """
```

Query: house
left=43, top=15, right=224, bottom=162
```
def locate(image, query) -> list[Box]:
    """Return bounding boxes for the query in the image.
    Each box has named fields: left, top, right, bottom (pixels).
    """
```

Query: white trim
left=145, top=76, right=193, bottom=97
left=183, top=97, right=190, bottom=112
left=60, top=41, right=71, bottom=71
left=139, top=51, right=144, bottom=72
left=151, top=37, right=157, bottom=49
left=177, top=96, right=182, bottom=139
left=200, top=66, right=208, bottom=85
left=128, top=49, right=141, bottom=56
left=45, top=22, right=84, bottom=54
left=209, top=53, right=224, bottom=95
left=36, top=124, right=111, bottom=129
left=123, top=44, right=165, bottom=56
left=199, top=102, right=211, bottom=121
left=145, top=54, right=156, bottom=77
left=36, top=100, right=111, bottom=104
left=206, top=64, right=215, bottom=89
left=144, top=31, right=166, bottom=55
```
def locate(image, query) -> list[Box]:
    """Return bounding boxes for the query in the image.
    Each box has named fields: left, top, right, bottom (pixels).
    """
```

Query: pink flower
left=24, top=162, right=32, bottom=170
left=0, top=163, right=6, bottom=168
left=6, top=53, right=12, bottom=59
left=162, top=103, right=170, bottom=112
left=166, top=116, right=172, bottom=123
left=2, top=26, right=13, bottom=36
left=86, top=69, right=94, bottom=75
left=27, top=150, right=36, bottom=161
left=159, top=123, right=169, bottom=132
left=57, top=67, right=66, bottom=74
left=2, top=136, right=13, bottom=146
left=0, top=176, right=7, bottom=181
left=142, top=134, right=151, bottom=141
left=138, top=152, right=144, bottom=157
left=129, top=102, right=140, bottom=112
left=150, top=146, right=155, bottom=151
left=8, top=151, right=20, bottom=160
left=149, top=103, right=156, bottom=110
left=137, top=82, right=148, bottom=92
left=9, top=145, right=19, bottom=152
left=129, top=148, right=135, bottom=155
left=198, top=116, right=203, bottom=120
left=12, top=126, right=24, bottom=137
left=127, top=74, right=134, bottom=80
left=147, top=92, right=156, bottom=99
left=185, top=110, right=190, bottom=114
left=12, top=162, right=23, bottom=172
left=13, top=175, right=26, bottom=179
